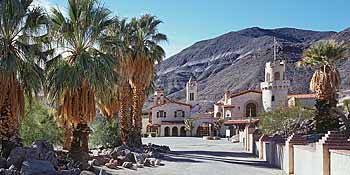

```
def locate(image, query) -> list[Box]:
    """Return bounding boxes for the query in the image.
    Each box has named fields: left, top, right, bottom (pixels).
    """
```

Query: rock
left=91, top=156, right=110, bottom=167
left=56, top=168, right=81, bottom=175
left=79, top=171, right=95, bottom=175
left=155, top=159, right=161, bottom=166
left=110, top=145, right=130, bottom=159
left=134, top=153, right=146, bottom=164
left=124, top=153, right=136, bottom=163
left=7, top=147, right=26, bottom=169
left=105, top=159, right=119, bottom=170
left=143, top=158, right=156, bottom=167
left=136, top=164, right=144, bottom=168
left=121, top=162, right=133, bottom=169
left=0, top=168, right=19, bottom=175
left=0, top=158, right=8, bottom=169
left=20, top=159, right=56, bottom=175
left=31, top=140, right=54, bottom=153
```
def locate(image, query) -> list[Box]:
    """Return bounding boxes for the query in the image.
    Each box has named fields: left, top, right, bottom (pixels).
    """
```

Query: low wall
left=294, top=144, right=320, bottom=175
left=330, top=150, right=350, bottom=175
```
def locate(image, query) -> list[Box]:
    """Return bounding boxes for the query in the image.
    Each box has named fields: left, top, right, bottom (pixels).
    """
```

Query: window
left=274, top=72, right=280, bottom=81
left=174, top=110, right=185, bottom=118
left=157, top=110, right=166, bottom=118
left=225, top=110, right=231, bottom=118
left=245, top=103, right=257, bottom=117
left=272, top=96, right=275, bottom=102
left=190, top=93, right=194, bottom=101
left=266, top=73, right=270, bottom=82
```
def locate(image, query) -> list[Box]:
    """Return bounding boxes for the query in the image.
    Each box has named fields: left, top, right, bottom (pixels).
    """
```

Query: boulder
left=121, top=162, right=133, bottom=169
left=31, top=140, right=54, bottom=153
left=0, top=158, right=8, bottom=169
left=20, top=159, right=56, bottom=175
left=134, top=153, right=147, bottom=164
left=0, top=168, right=19, bottom=175
left=90, top=156, right=110, bottom=167
left=56, top=169, right=81, bottom=175
left=124, top=153, right=136, bottom=163
left=7, top=147, right=26, bottom=169
left=105, top=159, right=119, bottom=170
left=79, top=171, right=95, bottom=175
left=143, top=158, right=156, bottom=167
left=155, top=159, right=161, bottom=166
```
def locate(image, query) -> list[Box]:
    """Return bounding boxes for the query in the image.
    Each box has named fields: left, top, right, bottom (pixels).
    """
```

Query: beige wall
left=151, top=103, right=191, bottom=125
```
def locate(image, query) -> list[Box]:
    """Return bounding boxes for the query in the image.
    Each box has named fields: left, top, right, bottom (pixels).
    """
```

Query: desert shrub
left=20, top=99, right=63, bottom=146
left=89, top=117, right=121, bottom=148
left=259, top=107, right=314, bottom=138
left=143, top=133, right=149, bottom=138
left=150, top=133, right=156, bottom=137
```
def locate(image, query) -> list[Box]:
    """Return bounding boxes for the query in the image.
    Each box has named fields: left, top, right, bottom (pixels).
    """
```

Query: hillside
left=152, top=27, right=350, bottom=105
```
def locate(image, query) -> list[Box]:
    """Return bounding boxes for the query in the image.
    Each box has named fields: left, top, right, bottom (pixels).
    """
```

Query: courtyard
left=104, top=137, right=283, bottom=175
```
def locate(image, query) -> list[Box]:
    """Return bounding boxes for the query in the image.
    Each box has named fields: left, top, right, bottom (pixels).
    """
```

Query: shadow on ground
left=163, top=150, right=275, bottom=169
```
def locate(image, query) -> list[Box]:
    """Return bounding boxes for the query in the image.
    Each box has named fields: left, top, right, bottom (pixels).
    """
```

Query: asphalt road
left=103, top=137, right=283, bottom=175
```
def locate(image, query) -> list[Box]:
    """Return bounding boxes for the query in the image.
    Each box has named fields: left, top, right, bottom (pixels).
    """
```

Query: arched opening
left=246, top=103, right=257, bottom=117
left=274, top=72, right=280, bottom=81
left=172, top=127, right=178, bottom=136
left=216, top=112, right=222, bottom=118
left=164, top=127, right=170, bottom=137
left=225, top=110, right=231, bottom=118
left=180, top=127, right=186, bottom=136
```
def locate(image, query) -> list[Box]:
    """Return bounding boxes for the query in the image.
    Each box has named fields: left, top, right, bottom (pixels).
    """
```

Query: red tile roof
left=288, top=94, right=316, bottom=99
left=230, top=90, right=262, bottom=98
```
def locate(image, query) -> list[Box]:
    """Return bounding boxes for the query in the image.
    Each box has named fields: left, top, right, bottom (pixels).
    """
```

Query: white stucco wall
left=226, top=92, right=262, bottom=119
left=294, top=145, right=319, bottom=175
left=151, top=103, right=191, bottom=125
left=330, top=150, right=350, bottom=175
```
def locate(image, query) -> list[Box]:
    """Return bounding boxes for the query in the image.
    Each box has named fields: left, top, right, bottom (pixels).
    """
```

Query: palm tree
left=0, top=0, right=47, bottom=158
left=128, top=15, right=167, bottom=146
left=46, top=0, right=115, bottom=165
left=101, top=18, right=134, bottom=145
left=184, top=119, right=195, bottom=136
left=298, top=40, right=347, bottom=133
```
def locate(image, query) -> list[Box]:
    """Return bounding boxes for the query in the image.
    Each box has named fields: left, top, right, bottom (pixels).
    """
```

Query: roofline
left=230, top=90, right=262, bottom=98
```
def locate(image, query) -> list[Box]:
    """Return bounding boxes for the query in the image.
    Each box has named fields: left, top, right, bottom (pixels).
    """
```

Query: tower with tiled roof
left=186, top=75, right=198, bottom=104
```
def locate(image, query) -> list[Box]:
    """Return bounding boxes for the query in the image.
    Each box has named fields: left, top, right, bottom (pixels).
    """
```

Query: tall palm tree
left=101, top=18, right=134, bottom=145
left=46, top=0, right=115, bottom=164
left=0, top=0, right=47, bottom=158
left=298, top=40, right=347, bottom=133
left=128, top=15, right=167, bottom=146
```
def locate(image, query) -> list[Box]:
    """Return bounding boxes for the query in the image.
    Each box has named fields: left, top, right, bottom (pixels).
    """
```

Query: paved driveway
left=105, top=137, right=283, bottom=175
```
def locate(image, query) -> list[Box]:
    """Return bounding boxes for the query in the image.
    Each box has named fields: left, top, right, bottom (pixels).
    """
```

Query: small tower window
left=272, top=96, right=275, bottom=102
left=190, top=93, right=194, bottom=101
left=274, top=72, right=280, bottom=81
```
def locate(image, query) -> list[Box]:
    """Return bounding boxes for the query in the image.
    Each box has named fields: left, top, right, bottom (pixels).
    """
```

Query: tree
left=298, top=40, right=346, bottom=133
left=184, top=119, right=195, bottom=136
left=259, top=107, right=314, bottom=138
left=46, top=0, right=115, bottom=165
left=89, top=116, right=121, bottom=148
left=20, top=99, right=63, bottom=146
left=128, top=15, right=167, bottom=146
left=0, top=0, right=48, bottom=158
left=213, top=119, right=224, bottom=137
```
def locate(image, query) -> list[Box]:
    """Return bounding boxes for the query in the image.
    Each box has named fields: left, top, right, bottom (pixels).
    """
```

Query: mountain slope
left=154, top=27, right=350, bottom=104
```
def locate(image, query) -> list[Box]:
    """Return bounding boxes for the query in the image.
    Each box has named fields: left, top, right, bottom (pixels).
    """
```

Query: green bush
left=20, top=99, right=63, bottom=146
left=150, top=133, right=156, bottom=137
left=259, top=107, right=314, bottom=138
left=143, top=133, right=149, bottom=138
left=89, top=116, right=121, bottom=148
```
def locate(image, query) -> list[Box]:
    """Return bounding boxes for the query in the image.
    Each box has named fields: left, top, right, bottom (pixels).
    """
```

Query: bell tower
left=260, top=37, right=290, bottom=111
left=186, top=75, right=198, bottom=104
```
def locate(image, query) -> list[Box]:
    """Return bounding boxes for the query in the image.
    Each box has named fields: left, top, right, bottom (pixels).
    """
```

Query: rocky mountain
left=153, top=27, right=350, bottom=105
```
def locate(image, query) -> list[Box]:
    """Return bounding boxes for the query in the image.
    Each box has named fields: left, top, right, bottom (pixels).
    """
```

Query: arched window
left=274, top=72, right=280, bottom=81
left=216, top=112, right=222, bottom=118
left=172, top=127, right=178, bottom=136
left=246, top=103, right=257, bottom=117
left=225, top=110, right=231, bottom=118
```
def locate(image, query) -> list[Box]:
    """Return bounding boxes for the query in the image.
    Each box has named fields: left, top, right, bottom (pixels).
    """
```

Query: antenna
left=273, top=37, right=276, bottom=61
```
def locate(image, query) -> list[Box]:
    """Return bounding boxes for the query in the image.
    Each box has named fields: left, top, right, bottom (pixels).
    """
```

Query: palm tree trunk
left=120, top=83, right=131, bottom=145
left=132, top=84, right=145, bottom=147
left=63, top=127, right=72, bottom=151
left=70, top=123, right=90, bottom=169
left=0, top=96, right=20, bottom=158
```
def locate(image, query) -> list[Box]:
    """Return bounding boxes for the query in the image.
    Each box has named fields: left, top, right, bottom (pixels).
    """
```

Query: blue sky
left=38, top=0, right=349, bottom=58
